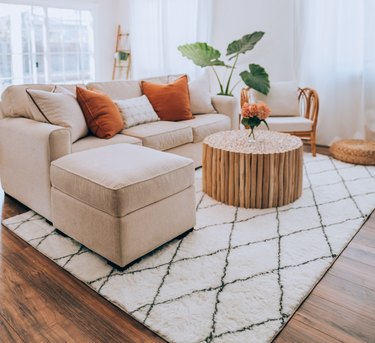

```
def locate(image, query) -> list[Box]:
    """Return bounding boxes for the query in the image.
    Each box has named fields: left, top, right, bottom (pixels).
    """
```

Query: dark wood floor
left=1, top=145, right=374, bottom=342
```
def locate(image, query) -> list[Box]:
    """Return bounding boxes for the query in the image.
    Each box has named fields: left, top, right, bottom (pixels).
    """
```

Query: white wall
left=116, top=0, right=131, bottom=34
left=91, top=0, right=119, bottom=80
left=210, top=0, right=295, bottom=95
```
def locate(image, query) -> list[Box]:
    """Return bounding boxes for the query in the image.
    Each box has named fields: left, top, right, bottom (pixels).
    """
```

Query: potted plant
left=178, top=31, right=270, bottom=96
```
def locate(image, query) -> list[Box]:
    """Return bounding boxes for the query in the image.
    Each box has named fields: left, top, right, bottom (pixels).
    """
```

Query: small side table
left=202, top=130, right=303, bottom=208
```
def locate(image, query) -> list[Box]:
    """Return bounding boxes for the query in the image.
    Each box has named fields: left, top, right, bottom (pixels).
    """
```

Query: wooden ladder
left=112, top=25, right=131, bottom=80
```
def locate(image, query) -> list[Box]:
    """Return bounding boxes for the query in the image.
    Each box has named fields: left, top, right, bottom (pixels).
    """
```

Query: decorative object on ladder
left=112, top=25, right=131, bottom=80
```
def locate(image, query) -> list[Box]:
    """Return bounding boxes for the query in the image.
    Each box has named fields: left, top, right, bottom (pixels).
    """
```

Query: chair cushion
left=141, top=75, right=193, bottom=121
left=76, top=87, right=124, bottom=139
left=122, top=121, right=193, bottom=150
left=51, top=144, right=194, bottom=217
left=266, top=117, right=313, bottom=132
left=250, top=81, right=300, bottom=117
left=72, top=134, right=142, bottom=153
left=181, top=114, right=230, bottom=143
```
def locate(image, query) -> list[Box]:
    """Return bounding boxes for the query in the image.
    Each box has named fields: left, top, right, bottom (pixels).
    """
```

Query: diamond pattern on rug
left=3, top=153, right=375, bottom=343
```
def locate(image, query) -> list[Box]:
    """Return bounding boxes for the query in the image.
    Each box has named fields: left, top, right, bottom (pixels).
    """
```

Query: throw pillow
left=114, top=95, right=159, bottom=129
left=250, top=81, right=300, bottom=117
left=189, top=74, right=216, bottom=114
left=26, top=86, right=88, bottom=143
left=2, top=84, right=55, bottom=121
left=141, top=75, right=193, bottom=121
left=76, top=87, right=124, bottom=139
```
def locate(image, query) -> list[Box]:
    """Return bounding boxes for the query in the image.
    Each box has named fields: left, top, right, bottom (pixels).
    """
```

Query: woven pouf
left=330, top=139, right=375, bottom=165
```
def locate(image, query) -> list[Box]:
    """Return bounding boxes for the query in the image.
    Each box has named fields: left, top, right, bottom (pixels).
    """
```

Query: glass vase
left=248, top=127, right=256, bottom=143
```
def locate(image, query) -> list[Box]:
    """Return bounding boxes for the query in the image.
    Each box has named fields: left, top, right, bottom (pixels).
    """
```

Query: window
left=0, top=3, right=94, bottom=93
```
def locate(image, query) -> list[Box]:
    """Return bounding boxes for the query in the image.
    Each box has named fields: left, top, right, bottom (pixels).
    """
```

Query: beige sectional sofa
left=0, top=75, right=239, bottom=223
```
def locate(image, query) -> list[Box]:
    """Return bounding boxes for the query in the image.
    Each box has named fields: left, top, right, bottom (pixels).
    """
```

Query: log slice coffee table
left=202, top=130, right=303, bottom=208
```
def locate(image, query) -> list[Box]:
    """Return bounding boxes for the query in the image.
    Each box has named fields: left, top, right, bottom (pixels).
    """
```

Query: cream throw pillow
left=189, top=74, right=216, bottom=114
left=114, top=95, right=159, bottom=129
left=26, top=86, right=88, bottom=142
left=250, top=81, right=300, bottom=117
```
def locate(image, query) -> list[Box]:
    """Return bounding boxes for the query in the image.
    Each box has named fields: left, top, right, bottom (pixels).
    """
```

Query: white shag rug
left=3, top=154, right=375, bottom=343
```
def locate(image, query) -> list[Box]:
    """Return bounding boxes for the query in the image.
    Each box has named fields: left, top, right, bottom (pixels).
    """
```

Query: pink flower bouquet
left=241, top=101, right=271, bottom=140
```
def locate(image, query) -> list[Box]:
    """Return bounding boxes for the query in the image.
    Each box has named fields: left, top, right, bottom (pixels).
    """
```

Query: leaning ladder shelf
left=112, top=25, right=131, bottom=80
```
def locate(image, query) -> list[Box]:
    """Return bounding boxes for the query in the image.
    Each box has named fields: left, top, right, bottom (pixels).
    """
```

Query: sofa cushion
left=72, top=134, right=142, bottom=153
left=181, top=114, right=231, bottom=143
left=122, top=121, right=193, bottom=151
left=51, top=144, right=194, bottom=217
left=141, top=74, right=216, bottom=115
left=0, top=102, right=4, bottom=119
left=189, top=74, right=216, bottom=114
left=141, top=75, right=193, bottom=121
left=1, top=84, right=84, bottom=119
left=250, top=81, right=300, bottom=117
left=26, top=86, right=88, bottom=143
left=76, top=87, right=124, bottom=139
left=86, top=80, right=142, bottom=100
left=141, top=74, right=184, bottom=84
left=114, top=95, right=159, bottom=129
left=266, top=117, right=312, bottom=132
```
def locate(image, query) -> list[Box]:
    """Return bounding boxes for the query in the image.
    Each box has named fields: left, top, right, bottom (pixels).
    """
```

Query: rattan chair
left=240, top=86, right=319, bottom=156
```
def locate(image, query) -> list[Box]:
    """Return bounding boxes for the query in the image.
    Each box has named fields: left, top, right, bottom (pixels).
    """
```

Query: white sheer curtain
left=295, top=0, right=375, bottom=145
left=129, top=0, right=212, bottom=80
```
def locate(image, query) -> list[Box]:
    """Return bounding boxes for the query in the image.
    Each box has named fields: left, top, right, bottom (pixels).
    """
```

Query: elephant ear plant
left=178, top=31, right=270, bottom=96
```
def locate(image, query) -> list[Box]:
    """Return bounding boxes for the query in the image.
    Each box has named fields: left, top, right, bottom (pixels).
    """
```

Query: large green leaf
left=178, top=43, right=227, bottom=68
left=226, top=32, right=265, bottom=60
left=240, top=64, right=270, bottom=95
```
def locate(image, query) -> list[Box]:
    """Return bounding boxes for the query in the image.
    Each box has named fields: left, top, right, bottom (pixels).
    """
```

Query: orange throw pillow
left=76, top=87, right=124, bottom=139
left=141, top=75, right=193, bottom=121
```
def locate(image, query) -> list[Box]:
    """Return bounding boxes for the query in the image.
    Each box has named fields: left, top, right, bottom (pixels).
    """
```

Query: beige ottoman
left=50, top=144, right=196, bottom=267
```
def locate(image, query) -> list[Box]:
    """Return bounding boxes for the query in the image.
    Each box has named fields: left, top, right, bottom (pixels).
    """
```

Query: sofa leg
left=107, top=260, right=129, bottom=271
left=55, top=228, right=68, bottom=237
left=176, top=227, right=194, bottom=240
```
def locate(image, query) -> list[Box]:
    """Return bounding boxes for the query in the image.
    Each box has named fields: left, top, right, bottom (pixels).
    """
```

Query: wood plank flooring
left=0, top=195, right=165, bottom=342
left=1, top=145, right=374, bottom=342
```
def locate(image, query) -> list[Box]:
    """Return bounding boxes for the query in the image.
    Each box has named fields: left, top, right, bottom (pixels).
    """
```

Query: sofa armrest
left=0, top=117, right=71, bottom=220
left=211, top=95, right=240, bottom=130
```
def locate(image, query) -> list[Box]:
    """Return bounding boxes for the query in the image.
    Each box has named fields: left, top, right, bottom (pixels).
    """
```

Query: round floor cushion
left=330, top=139, right=375, bottom=165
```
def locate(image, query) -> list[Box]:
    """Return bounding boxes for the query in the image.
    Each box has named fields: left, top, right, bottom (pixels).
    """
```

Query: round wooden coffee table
left=202, top=130, right=303, bottom=208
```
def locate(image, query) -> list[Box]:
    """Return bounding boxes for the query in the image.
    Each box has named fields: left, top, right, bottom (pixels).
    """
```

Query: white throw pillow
left=26, top=86, right=88, bottom=142
left=114, top=95, right=160, bottom=129
left=189, top=74, right=216, bottom=114
left=250, top=81, right=300, bottom=117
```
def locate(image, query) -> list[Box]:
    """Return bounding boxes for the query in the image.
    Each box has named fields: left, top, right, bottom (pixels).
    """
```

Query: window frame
left=0, top=1, right=96, bottom=92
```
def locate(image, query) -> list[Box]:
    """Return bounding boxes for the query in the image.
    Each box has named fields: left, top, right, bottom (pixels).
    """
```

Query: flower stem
left=248, top=127, right=256, bottom=141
